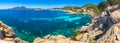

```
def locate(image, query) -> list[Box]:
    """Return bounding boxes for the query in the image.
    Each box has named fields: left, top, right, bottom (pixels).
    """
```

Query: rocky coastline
left=0, top=5, right=120, bottom=43
left=0, top=21, right=28, bottom=43
left=62, top=8, right=96, bottom=18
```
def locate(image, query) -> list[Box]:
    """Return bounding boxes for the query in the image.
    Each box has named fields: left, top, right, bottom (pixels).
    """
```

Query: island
left=8, top=6, right=42, bottom=11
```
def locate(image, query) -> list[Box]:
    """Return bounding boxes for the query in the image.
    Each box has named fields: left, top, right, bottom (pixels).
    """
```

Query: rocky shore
left=63, top=10, right=78, bottom=14
left=0, top=21, right=28, bottom=43
left=63, top=8, right=96, bottom=18
left=0, top=5, right=120, bottom=43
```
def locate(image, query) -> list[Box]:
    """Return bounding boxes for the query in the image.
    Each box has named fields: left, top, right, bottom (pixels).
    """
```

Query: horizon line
left=0, top=5, right=84, bottom=9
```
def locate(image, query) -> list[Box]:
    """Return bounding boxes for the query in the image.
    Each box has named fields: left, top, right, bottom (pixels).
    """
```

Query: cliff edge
left=0, top=21, right=28, bottom=43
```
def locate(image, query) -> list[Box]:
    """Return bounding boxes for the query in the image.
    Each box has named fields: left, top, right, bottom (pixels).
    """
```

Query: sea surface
left=0, top=9, right=92, bottom=42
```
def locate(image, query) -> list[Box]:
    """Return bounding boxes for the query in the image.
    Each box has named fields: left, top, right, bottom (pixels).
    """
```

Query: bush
left=98, top=2, right=107, bottom=10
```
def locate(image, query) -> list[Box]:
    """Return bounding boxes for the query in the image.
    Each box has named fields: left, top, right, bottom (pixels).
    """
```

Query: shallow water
left=0, top=9, right=92, bottom=42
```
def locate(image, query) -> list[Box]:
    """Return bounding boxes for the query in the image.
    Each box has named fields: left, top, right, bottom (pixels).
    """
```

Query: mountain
left=9, top=6, right=31, bottom=10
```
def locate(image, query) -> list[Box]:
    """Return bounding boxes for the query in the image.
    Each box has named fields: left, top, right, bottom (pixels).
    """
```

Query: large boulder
left=110, top=10, right=120, bottom=23
left=97, top=22, right=120, bottom=43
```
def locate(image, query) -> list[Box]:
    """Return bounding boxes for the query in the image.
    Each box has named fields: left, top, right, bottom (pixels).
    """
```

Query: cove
left=0, top=10, right=92, bottom=42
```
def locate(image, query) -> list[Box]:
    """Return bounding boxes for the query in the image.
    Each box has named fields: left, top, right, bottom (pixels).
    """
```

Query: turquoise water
left=0, top=10, right=92, bottom=42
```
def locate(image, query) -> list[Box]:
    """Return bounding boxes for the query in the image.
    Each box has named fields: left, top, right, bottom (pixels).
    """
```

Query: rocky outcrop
left=111, top=10, right=120, bottom=23
left=33, top=35, right=87, bottom=43
left=96, top=9, right=120, bottom=43
left=73, top=5, right=120, bottom=43
left=0, top=21, right=28, bottom=43
left=97, top=22, right=120, bottom=43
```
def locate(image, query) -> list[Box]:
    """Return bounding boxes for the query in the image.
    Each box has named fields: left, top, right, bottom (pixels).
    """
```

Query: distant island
left=8, top=6, right=42, bottom=11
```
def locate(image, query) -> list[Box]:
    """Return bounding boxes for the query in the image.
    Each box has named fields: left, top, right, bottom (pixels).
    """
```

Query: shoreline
left=0, top=9, right=93, bottom=43
left=63, top=10, right=78, bottom=14
left=0, top=5, right=120, bottom=43
left=63, top=10, right=96, bottom=18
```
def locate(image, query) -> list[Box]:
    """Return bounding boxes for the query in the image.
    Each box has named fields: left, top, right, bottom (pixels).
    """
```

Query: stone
left=0, top=21, right=28, bottom=43
left=55, top=35, right=66, bottom=40
left=80, top=26, right=89, bottom=31
left=33, top=38, right=45, bottom=43
left=0, top=40, right=15, bottom=43
left=95, top=30, right=102, bottom=36
left=4, top=29, right=15, bottom=37
left=43, top=34, right=50, bottom=39
left=111, top=10, right=120, bottom=23
left=79, top=33, right=88, bottom=42
left=0, top=27, right=4, bottom=30
left=42, top=40, right=55, bottom=43
left=75, top=33, right=83, bottom=41
left=71, top=41, right=87, bottom=43
left=0, top=31, right=4, bottom=39
left=3, top=38, right=14, bottom=41
left=56, top=39, right=70, bottom=43
left=114, top=25, right=120, bottom=41
left=96, top=22, right=120, bottom=43
left=14, top=38, right=28, bottom=43
left=88, top=23, right=94, bottom=27
left=116, top=34, right=120, bottom=40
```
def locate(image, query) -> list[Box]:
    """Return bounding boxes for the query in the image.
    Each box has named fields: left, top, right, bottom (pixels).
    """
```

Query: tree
left=82, top=4, right=102, bottom=12
left=107, top=0, right=120, bottom=6
left=83, top=4, right=97, bottom=9
left=98, top=2, right=107, bottom=10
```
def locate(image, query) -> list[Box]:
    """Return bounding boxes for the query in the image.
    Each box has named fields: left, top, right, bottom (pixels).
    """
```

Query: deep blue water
left=0, top=10, right=92, bottom=42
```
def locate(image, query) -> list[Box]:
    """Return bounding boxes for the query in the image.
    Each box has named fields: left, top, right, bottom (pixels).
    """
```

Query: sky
left=0, top=0, right=105, bottom=9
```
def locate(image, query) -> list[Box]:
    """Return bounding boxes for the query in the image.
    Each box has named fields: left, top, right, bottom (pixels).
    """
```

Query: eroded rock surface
left=0, top=21, right=28, bottom=43
left=33, top=35, right=87, bottom=43
left=73, top=6, right=120, bottom=43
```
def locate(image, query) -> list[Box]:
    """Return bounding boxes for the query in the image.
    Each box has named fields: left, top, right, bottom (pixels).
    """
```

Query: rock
left=4, top=28, right=15, bottom=37
left=75, top=33, right=83, bottom=41
left=42, top=40, right=55, bottom=43
left=56, top=39, right=70, bottom=43
left=101, top=11, right=107, bottom=17
left=95, top=30, right=102, bottom=36
left=48, top=35, right=66, bottom=40
left=55, top=35, right=66, bottom=40
left=96, top=22, right=120, bottom=43
left=0, top=40, right=15, bottom=43
left=3, top=38, right=14, bottom=41
left=43, top=34, right=50, bottom=39
left=71, top=41, right=87, bottom=43
left=0, top=27, right=4, bottom=30
left=114, top=23, right=120, bottom=40
left=79, top=33, right=88, bottom=42
left=88, top=23, right=94, bottom=27
left=80, top=26, right=89, bottom=31
left=33, top=35, right=87, bottom=43
left=14, top=38, right=29, bottom=43
left=33, top=38, right=43, bottom=43
left=0, top=21, right=28, bottom=43
left=111, top=10, right=120, bottom=23
left=0, top=31, right=4, bottom=39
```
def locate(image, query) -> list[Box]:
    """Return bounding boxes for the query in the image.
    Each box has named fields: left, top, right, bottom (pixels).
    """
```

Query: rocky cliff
left=0, top=21, right=28, bottom=43
left=73, top=6, right=120, bottom=43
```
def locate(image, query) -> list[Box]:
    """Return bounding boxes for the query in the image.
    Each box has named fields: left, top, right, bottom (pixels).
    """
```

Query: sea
left=0, top=9, right=92, bottom=42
